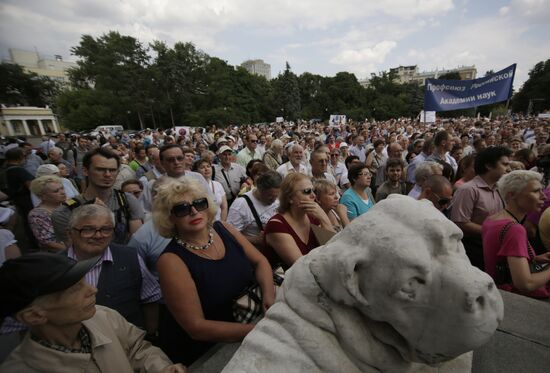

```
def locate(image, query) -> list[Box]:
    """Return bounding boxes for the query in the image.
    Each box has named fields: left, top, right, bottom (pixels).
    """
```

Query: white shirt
left=227, top=190, right=279, bottom=237
left=208, top=179, right=226, bottom=221
left=276, top=161, right=308, bottom=178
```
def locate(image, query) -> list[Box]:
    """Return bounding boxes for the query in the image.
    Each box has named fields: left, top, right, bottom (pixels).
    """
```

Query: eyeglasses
left=330, top=154, right=339, bottom=157
left=72, top=226, right=114, bottom=238
left=93, top=167, right=118, bottom=174
left=299, top=188, right=314, bottom=195
left=126, top=190, right=142, bottom=197
left=249, top=140, right=258, bottom=143
left=358, top=172, right=371, bottom=177
left=431, top=191, right=451, bottom=207
left=171, top=197, right=209, bottom=217
left=164, top=156, right=185, bottom=163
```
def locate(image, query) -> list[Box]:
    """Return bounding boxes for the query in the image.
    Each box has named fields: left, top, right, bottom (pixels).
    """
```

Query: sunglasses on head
left=171, top=198, right=209, bottom=217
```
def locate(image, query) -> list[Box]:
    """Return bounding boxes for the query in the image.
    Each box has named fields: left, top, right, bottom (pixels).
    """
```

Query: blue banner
left=424, top=64, right=516, bottom=112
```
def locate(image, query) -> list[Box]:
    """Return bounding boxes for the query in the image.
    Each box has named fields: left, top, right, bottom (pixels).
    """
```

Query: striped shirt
left=68, top=246, right=161, bottom=304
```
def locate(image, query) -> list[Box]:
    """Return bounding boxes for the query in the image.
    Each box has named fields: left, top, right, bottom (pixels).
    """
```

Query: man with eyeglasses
left=66, top=204, right=161, bottom=340
left=142, top=145, right=209, bottom=213
left=419, top=175, right=453, bottom=213
left=52, top=147, right=144, bottom=245
left=236, top=134, right=262, bottom=168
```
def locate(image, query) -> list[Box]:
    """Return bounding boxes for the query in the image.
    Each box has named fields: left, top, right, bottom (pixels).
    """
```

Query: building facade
left=4, top=48, right=77, bottom=85
left=241, top=59, right=271, bottom=80
left=389, top=65, right=477, bottom=85
left=0, top=106, right=60, bottom=137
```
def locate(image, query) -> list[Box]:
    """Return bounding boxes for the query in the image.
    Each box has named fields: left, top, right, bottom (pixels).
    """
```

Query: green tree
left=512, top=59, right=550, bottom=114
left=64, top=31, right=152, bottom=129
left=272, top=62, right=301, bottom=120
left=0, top=62, right=60, bottom=107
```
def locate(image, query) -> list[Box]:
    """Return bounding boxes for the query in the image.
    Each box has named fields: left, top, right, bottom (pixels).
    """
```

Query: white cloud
left=499, top=6, right=510, bottom=16
left=330, top=41, right=397, bottom=76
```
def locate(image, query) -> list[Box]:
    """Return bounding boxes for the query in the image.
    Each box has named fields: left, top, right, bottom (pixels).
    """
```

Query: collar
left=68, top=246, right=113, bottom=265
left=471, top=175, right=497, bottom=190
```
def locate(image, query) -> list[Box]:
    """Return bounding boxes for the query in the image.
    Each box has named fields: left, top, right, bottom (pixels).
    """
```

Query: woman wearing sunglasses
left=482, top=170, right=550, bottom=300
left=339, top=163, right=376, bottom=220
left=313, top=179, right=350, bottom=232
left=264, top=173, right=334, bottom=269
left=153, top=178, right=275, bottom=365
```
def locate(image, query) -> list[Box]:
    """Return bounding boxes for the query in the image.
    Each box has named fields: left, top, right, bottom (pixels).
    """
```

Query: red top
left=263, top=213, right=320, bottom=268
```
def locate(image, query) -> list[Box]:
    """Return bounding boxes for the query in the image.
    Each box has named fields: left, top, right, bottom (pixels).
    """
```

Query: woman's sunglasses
left=171, top=198, right=209, bottom=217
left=300, top=188, right=314, bottom=195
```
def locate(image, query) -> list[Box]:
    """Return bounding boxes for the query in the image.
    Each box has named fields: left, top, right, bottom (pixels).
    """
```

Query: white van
left=90, top=125, right=124, bottom=136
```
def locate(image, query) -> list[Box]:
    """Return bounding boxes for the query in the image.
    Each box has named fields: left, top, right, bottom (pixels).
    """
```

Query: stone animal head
left=309, top=195, right=504, bottom=365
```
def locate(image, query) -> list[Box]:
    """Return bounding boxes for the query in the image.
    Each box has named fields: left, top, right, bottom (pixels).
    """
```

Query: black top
left=159, top=221, right=255, bottom=365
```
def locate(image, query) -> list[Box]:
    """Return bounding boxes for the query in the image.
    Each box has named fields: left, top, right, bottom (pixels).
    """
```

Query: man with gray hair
left=277, top=144, right=308, bottom=178
left=408, top=161, right=444, bottom=199
left=47, top=146, right=73, bottom=177
left=66, top=204, right=161, bottom=339
left=263, top=139, right=284, bottom=171
left=419, top=175, right=453, bottom=213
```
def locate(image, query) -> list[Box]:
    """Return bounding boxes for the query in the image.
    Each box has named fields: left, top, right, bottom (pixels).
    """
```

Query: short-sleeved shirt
left=227, top=190, right=279, bottom=237
left=276, top=162, right=308, bottom=179
left=28, top=207, right=57, bottom=248
left=482, top=219, right=549, bottom=298
left=236, top=147, right=262, bottom=168
left=450, top=175, right=504, bottom=230
left=214, top=163, right=247, bottom=201
left=52, top=190, right=144, bottom=244
left=340, top=187, right=375, bottom=220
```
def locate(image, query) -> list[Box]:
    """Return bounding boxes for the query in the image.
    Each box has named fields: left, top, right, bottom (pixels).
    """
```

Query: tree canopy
left=2, top=31, right=547, bottom=130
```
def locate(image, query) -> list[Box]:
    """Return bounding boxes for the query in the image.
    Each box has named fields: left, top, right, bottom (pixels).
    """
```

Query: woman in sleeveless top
left=313, top=179, right=350, bottom=232
left=264, top=173, right=335, bottom=269
left=153, top=178, right=274, bottom=365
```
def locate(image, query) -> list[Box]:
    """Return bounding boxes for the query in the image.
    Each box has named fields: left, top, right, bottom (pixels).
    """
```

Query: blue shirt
left=340, top=187, right=374, bottom=220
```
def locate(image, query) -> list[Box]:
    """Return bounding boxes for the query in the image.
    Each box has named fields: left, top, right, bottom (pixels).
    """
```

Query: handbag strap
left=243, top=194, right=263, bottom=231
left=221, top=168, right=236, bottom=200
left=498, top=220, right=535, bottom=261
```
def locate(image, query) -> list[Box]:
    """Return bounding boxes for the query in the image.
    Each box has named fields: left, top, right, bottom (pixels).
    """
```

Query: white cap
left=339, top=142, right=349, bottom=148
left=217, top=145, right=233, bottom=155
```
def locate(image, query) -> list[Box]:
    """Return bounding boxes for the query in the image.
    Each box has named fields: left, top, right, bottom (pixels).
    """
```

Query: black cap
left=0, top=253, right=100, bottom=318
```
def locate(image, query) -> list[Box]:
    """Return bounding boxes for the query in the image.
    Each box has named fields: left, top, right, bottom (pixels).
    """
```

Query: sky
left=1, top=0, right=549, bottom=89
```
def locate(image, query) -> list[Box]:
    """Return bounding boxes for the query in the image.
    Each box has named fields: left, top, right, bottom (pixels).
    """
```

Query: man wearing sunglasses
left=142, top=145, right=210, bottom=214
left=419, top=175, right=453, bottom=213
left=236, top=134, right=262, bottom=168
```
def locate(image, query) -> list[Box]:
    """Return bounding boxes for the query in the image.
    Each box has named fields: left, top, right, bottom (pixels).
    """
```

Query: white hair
left=68, top=204, right=115, bottom=228
left=497, top=170, right=542, bottom=202
left=414, top=161, right=443, bottom=185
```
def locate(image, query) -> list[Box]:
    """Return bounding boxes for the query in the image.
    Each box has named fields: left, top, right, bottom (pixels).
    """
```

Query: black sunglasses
left=300, top=188, right=314, bottom=195
left=432, top=191, right=451, bottom=207
left=171, top=198, right=209, bottom=217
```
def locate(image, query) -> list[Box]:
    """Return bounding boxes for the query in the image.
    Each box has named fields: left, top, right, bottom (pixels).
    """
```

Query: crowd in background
left=0, top=114, right=549, bottom=368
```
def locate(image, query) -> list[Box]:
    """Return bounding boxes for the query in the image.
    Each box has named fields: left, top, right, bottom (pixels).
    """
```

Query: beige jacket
left=1, top=305, right=172, bottom=372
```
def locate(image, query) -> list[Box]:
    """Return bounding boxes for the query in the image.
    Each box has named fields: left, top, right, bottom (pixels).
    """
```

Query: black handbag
left=494, top=221, right=546, bottom=285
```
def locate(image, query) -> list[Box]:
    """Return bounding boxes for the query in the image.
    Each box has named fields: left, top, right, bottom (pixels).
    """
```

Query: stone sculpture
left=223, top=195, right=504, bottom=372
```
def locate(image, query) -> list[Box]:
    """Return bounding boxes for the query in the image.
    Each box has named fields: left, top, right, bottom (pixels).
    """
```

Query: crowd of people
left=0, top=114, right=549, bottom=369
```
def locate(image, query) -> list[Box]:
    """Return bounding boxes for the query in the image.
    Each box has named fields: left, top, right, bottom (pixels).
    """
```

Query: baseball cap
left=216, top=137, right=228, bottom=146
left=217, top=145, right=233, bottom=155
left=0, top=253, right=100, bottom=318
left=339, top=142, right=349, bottom=148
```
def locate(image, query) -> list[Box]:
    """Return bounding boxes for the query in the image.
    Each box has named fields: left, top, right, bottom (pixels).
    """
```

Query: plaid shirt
left=31, top=326, right=92, bottom=354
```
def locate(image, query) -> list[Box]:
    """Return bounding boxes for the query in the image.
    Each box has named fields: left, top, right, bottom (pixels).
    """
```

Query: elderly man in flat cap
left=0, top=253, right=185, bottom=372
